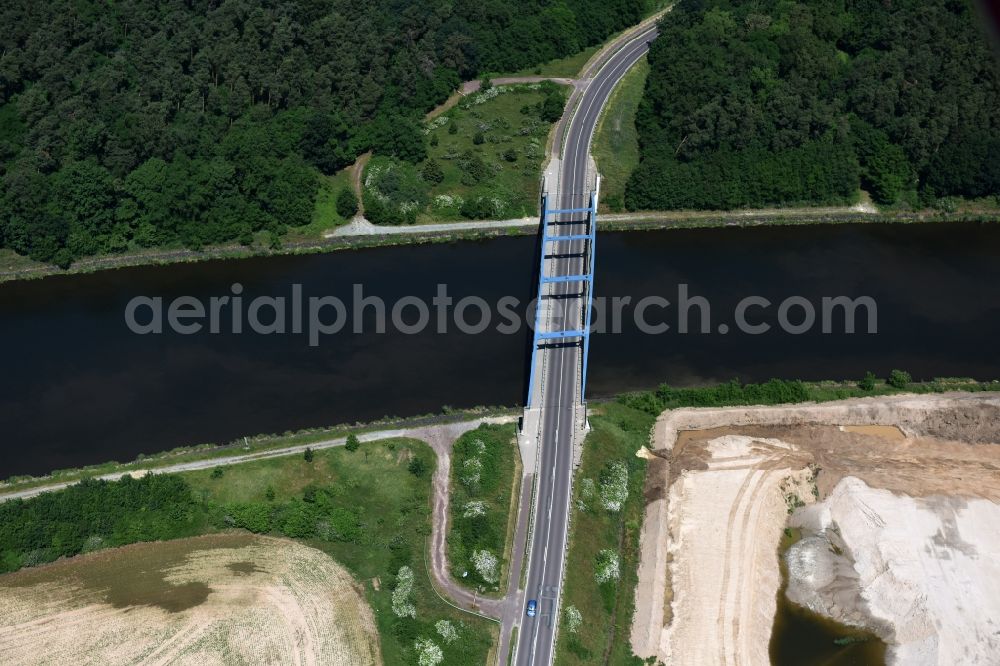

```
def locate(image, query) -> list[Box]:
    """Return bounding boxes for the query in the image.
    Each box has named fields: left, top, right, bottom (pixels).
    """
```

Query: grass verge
left=447, top=423, right=519, bottom=595
left=593, top=56, right=649, bottom=212
left=556, top=400, right=652, bottom=665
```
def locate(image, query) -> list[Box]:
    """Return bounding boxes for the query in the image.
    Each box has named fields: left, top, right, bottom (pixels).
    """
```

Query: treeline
left=0, top=0, right=649, bottom=266
left=0, top=475, right=205, bottom=572
left=0, top=445, right=435, bottom=574
left=626, top=0, right=1000, bottom=211
left=620, top=378, right=813, bottom=415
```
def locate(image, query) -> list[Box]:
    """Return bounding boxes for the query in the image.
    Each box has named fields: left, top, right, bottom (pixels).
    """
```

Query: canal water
left=2, top=222, right=999, bottom=478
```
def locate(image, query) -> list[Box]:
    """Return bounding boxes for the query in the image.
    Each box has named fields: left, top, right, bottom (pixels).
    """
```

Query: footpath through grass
left=447, top=423, right=519, bottom=595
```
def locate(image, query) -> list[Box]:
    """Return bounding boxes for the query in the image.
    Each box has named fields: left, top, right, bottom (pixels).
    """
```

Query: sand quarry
left=630, top=393, right=1000, bottom=666
left=0, top=533, right=380, bottom=665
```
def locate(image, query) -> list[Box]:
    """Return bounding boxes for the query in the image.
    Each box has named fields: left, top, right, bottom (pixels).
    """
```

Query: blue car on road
left=526, top=600, right=537, bottom=617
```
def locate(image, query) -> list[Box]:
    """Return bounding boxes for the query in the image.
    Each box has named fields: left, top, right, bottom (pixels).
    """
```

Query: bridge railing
left=526, top=187, right=599, bottom=408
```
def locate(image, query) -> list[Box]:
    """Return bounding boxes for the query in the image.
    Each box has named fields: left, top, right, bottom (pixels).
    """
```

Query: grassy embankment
left=592, top=56, right=649, bottom=212
left=447, top=424, right=520, bottom=594
left=556, top=375, right=1000, bottom=664
left=0, top=438, right=497, bottom=665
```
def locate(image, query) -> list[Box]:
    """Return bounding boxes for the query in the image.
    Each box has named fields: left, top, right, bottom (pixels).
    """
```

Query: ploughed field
left=0, top=534, right=380, bottom=665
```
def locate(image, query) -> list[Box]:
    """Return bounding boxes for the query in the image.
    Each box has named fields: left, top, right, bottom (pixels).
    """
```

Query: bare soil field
left=630, top=393, right=1000, bottom=665
left=0, top=533, right=381, bottom=665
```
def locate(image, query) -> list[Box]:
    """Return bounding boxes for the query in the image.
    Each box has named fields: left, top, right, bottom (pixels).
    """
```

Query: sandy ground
left=630, top=393, right=1000, bottom=665
left=0, top=534, right=380, bottom=665
left=790, top=477, right=1000, bottom=665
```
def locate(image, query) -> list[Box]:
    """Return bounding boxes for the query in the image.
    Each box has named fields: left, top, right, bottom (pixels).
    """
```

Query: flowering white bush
left=600, top=461, right=629, bottom=512
left=415, top=637, right=444, bottom=666
left=472, top=549, right=500, bottom=583
left=435, top=619, right=459, bottom=644
left=433, top=194, right=463, bottom=209
left=464, top=85, right=503, bottom=107
left=488, top=196, right=507, bottom=217
left=461, top=457, right=483, bottom=489
left=463, top=500, right=488, bottom=518
left=423, top=115, right=450, bottom=134
left=392, top=566, right=416, bottom=618
left=576, top=477, right=597, bottom=511
left=564, top=605, right=583, bottom=633
left=594, top=549, right=620, bottom=584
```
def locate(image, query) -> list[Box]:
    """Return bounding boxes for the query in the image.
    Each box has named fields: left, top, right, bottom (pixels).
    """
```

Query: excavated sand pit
left=630, top=393, right=1000, bottom=666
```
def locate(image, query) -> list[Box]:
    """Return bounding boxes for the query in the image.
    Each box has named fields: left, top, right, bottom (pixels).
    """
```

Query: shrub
left=226, top=502, right=273, bottom=533
left=594, top=549, right=620, bottom=584
left=422, top=159, right=445, bottom=184
left=564, top=605, right=583, bottom=633
left=345, top=433, right=360, bottom=452
left=408, top=457, right=428, bottom=477
left=888, top=369, right=912, bottom=389
left=599, top=461, right=629, bottom=513
left=435, top=619, right=458, bottom=644
left=335, top=187, right=358, bottom=218
left=415, top=637, right=444, bottom=666
left=392, top=566, right=417, bottom=618
left=363, top=156, right=429, bottom=225
left=304, top=447, right=314, bottom=463
left=472, top=549, right=500, bottom=583
left=859, top=371, right=877, bottom=391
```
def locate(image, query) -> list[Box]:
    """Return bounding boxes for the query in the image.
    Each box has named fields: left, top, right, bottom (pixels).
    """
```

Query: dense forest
left=0, top=0, right=648, bottom=266
left=626, top=0, right=1000, bottom=211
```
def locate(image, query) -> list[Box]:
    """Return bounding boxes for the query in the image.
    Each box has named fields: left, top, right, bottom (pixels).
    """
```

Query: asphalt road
left=514, top=24, right=659, bottom=666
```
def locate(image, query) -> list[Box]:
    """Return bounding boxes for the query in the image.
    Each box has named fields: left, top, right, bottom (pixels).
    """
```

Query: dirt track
left=630, top=393, right=1000, bottom=664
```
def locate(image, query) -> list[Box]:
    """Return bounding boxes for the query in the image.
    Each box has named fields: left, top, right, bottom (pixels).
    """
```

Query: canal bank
left=3, top=208, right=998, bottom=285
left=3, top=222, right=1000, bottom=477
